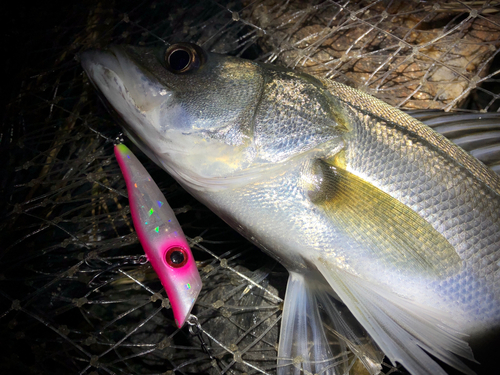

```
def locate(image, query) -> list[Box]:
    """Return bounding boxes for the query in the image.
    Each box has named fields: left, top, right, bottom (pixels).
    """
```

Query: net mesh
left=2, top=1, right=499, bottom=374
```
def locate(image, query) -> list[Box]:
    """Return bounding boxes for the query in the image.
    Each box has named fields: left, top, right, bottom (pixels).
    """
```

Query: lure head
left=114, top=144, right=202, bottom=328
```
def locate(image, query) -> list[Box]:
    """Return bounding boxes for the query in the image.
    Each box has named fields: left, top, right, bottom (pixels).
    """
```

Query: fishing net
left=2, top=1, right=499, bottom=374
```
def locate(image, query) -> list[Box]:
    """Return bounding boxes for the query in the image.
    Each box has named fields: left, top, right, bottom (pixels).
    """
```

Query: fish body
left=114, top=143, right=202, bottom=328
left=83, top=44, right=500, bottom=375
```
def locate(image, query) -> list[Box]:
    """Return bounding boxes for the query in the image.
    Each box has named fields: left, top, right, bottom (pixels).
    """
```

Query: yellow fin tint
left=307, top=160, right=461, bottom=278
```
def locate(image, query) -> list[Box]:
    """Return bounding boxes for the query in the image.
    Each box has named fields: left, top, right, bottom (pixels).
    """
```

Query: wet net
left=2, top=1, right=499, bottom=374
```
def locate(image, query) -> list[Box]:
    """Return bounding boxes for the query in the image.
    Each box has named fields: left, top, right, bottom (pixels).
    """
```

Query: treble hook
left=187, top=314, right=224, bottom=373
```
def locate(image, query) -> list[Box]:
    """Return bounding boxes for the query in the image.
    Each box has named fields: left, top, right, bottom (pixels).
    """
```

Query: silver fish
left=81, top=43, right=500, bottom=375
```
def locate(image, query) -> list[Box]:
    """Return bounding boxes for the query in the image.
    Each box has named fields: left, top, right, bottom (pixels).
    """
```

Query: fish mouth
left=81, top=46, right=170, bottom=113
left=81, top=46, right=177, bottom=168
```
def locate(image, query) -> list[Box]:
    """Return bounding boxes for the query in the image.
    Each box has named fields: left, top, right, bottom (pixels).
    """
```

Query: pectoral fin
left=306, top=159, right=462, bottom=278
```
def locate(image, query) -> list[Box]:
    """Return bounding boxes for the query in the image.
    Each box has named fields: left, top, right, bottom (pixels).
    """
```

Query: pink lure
left=114, top=143, right=202, bottom=328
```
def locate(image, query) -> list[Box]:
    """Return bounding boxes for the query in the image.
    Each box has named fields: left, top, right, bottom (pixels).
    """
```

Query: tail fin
left=277, top=272, right=383, bottom=375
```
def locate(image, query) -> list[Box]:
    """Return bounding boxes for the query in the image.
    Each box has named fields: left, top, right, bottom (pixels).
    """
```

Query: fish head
left=81, top=43, right=343, bottom=192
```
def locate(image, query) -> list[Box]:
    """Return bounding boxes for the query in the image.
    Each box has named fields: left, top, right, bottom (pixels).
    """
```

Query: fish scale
left=338, top=95, right=500, bottom=332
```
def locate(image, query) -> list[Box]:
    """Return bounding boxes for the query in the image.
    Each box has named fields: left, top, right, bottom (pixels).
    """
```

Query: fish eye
left=164, top=43, right=205, bottom=74
left=165, top=246, right=189, bottom=268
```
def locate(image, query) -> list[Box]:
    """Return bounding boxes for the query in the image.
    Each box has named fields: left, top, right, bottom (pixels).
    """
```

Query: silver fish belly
left=81, top=43, right=500, bottom=375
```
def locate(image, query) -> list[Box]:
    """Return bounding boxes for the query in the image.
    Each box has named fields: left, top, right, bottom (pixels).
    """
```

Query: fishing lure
left=114, top=143, right=202, bottom=328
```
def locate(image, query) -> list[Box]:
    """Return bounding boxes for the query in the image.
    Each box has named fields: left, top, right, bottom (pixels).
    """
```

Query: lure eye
left=164, top=43, right=205, bottom=74
left=165, top=246, right=189, bottom=268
